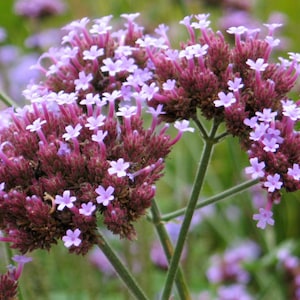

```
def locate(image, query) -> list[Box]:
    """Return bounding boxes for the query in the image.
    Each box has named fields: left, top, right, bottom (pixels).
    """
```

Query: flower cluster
left=0, top=13, right=193, bottom=255
left=0, top=254, right=32, bottom=299
left=14, top=0, right=67, bottom=19
left=277, top=248, right=300, bottom=300
left=203, top=240, right=260, bottom=299
left=143, top=14, right=300, bottom=227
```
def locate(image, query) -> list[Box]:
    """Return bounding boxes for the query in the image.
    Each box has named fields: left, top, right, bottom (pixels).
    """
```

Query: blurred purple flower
left=25, top=29, right=63, bottom=49
left=14, top=0, right=67, bottom=19
left=89, top=247, right=115, bottom=276
left=0, top=28, right=6, bottom=42
left=207, top=240, right=260, bottom=284
left=217, top=284, right=253, bottom=300
left=151, top=219, right=187, bottom=269
left=218, top=11, right=260, bottom=31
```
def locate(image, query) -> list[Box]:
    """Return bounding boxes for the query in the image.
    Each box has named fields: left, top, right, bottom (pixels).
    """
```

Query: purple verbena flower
left=245, top=157, right=265, bottom=179
left=55, top=190, right=77, bottom=210
left=95, top=185, right=114, bottom=206
left=253, top=208, right=275, bottom=229
left=108, top=159, right=130, bottom=178
left=62, top=228, right=81, bottom=248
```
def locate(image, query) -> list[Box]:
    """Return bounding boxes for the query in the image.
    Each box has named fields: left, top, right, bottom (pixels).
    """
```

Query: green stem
left=174, top=0, right=189, bottom=15
left=160, top=121, right=219, bottom=300
left=161, top=179, right=259, bottom=222
left=150, top=199, right=191, bottom=300
left=96, top=230, right=149, bottom=300
left=0, top=90, right=19, bottom=107
left=192, top=115, right=208, bottom=139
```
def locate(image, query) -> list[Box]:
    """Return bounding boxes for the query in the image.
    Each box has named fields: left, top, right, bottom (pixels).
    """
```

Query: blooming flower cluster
left=0, top=254, right=32, bottom=299
left=0, top=13, right=193, bottom=255
left=203, top=240, right=260, bottom=299
left=277, top=247, right=300, bottom=300
left=14, top=0, right=66, bottom=19
left=143, top=14, right=300, bottom=228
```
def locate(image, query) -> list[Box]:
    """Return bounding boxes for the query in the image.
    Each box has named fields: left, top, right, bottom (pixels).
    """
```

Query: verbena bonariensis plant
left=0, top=12, right=299, bottom=300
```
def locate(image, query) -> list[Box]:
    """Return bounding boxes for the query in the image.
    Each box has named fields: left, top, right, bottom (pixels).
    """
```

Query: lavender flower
left=14, top=0, right=66, bottom=19
left=0, top=15, right=193, bottom=256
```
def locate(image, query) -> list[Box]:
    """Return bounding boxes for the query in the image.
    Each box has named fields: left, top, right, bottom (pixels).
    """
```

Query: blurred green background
left=0, top=0, right=300, bottom=299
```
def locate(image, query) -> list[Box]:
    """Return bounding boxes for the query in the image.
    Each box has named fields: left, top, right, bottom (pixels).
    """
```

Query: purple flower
left=83, top=45, right=104, bottom=60
left=91, top=130, right=108, bottom=144
left=80, top=93, right=100, bottom=106
left=74, top=71, right=93, bottom=91
left=14, top=0, right=66, bottom=19
left=101, top=58, right=123, bottom=76
left=228, top=77, right=244, bottom=92
left=55, top=190, right=77, bottom=210
left=79, top=202, right=96, bottom=216
left=217, top=284, right=252, bottom=300
left=85, top=115, right=106, bottom=130
left=89, top=247, right=115, bottom=276
left=162, top=79, right=176, bottom=91
left=108, top=158, right=130, bottom=177
left=141, top=83, right=159, bottom=100
left=12, top=255, right=32, bottom=264
left=95, top=185, right=114, bottom=206
left=253, top=208, right=275, bottom=229
left=174, top=120, right=194, bottom=133
left=256, top=108, right=277, bottom=123
left=62, top=229, right=81, bottom=248
left=262, top=137, right=279, bottom=152
left=244, top=116, right=258, bottom=129
left=116, top=106, right=137, bottom=118
left=57, top=142, right=71, bottom=156
left=214, top=92, right=236, bottom=108
left=246, top=58, right=268, bottom=72
left=26, top=118, right=46, bottom=132
left=62, top=124, right=82, bottom=141
left=245, top=157, right=265, bottom=179
left=282, top=100, right=300, bottom=121
left=12, top=255, right=32, bottom=280
left=264, top=174, right=283, bottom=192
left=249, top=123, right=269, bottom=141
left=287, top=164, right=300, bottom=180
left=226, top=26, right=248, bottom=35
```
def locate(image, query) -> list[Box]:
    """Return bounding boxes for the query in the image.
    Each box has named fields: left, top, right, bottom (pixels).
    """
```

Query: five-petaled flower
left=253, top=208, right=275, bottom=229
left=62, top=229, right=82, bottom=248
left=264, top=174, right=283, bottom=192
left=214, top=92, right=236, bottom=108
left=62, top=124, right=82, bottom=141
left=95, top=185, right=115, bottom=206
left=245, top=157, right=265, bottom=179
left=79, top=202, right=96, bottom=216
left=55, top=190, right=77, bottom=210
left=108, top=158, right=130, bottom=178
left=26, top=118, right=46, bottom=132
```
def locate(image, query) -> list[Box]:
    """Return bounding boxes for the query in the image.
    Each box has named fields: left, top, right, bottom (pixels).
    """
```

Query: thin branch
left=160, top=120, right=219, bottom=300
left=192, top=115, right=208, bottom=139
left=96, top=230, right=149, bottom=300
left=150, top=199, right=191, bottom=300
left=161, top=179, right=259, bottom=222
left=0, top=91, right=19, bottom=107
